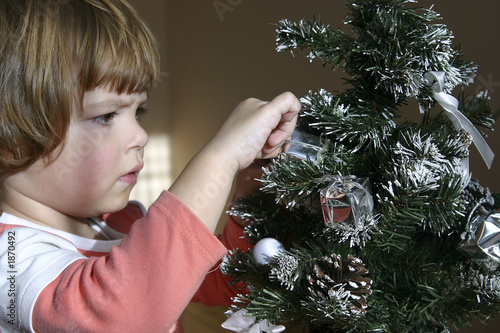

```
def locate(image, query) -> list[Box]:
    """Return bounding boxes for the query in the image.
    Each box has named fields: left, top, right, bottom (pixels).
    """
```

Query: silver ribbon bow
left=461, top=212, right=500, bottom=267
left=222, top=309, right=286, bottom=333
left=425, top=71, right=495, bottom=169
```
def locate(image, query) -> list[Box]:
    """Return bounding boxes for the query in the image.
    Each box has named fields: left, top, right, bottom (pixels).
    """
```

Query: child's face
left=6, top=88, right=149, bottom=218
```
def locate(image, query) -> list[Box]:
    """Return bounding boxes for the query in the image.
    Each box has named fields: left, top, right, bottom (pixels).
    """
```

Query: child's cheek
left=62, top=141, right=117, bottom=188
left=83, top=146, right=119, bottom=182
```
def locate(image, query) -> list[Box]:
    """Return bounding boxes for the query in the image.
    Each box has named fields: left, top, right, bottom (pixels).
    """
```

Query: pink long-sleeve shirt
left=0, top=191, right=248, bottom=332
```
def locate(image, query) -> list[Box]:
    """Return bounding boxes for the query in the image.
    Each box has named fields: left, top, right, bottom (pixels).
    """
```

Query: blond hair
left=0, top=0, right=160, bottom=180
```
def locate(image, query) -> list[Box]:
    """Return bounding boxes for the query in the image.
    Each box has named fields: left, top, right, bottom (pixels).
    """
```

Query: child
left=0, top=0, right=300, bottom=332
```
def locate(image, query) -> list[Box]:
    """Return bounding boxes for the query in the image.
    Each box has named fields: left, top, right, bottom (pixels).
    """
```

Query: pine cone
left=460, top=178, right=494, bottom=214
left=308, top=254, right=372, bottom=314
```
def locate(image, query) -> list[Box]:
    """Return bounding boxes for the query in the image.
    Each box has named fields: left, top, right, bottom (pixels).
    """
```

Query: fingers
left=265, top=91, right=302, bottom=119
left=260, top=92, right=300, bottom=158
left=223, top=92, right=300, bottom=168
left=268, top=119, right=297, bottom=146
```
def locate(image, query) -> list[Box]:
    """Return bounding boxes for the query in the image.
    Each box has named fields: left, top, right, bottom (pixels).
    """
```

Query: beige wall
left=129, top=1, right=500, bottom=332
left=134, top=0, right=500, bottom=192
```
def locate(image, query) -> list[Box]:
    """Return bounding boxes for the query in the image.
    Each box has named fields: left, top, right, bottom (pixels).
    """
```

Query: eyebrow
left=86, top=94, right=149, bottom=110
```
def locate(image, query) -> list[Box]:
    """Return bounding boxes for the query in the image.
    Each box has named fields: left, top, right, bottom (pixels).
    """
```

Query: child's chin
left=113, top=197, right=133, bottom=213
left=98, top=194, right=132, bottom=215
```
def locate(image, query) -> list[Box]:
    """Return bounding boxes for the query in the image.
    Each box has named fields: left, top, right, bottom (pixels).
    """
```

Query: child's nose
left=128, top=123, right=149, bottom=151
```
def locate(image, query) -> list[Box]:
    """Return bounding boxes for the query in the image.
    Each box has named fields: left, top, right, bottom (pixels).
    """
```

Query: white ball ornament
left=252, top=237, right=285, bottom=265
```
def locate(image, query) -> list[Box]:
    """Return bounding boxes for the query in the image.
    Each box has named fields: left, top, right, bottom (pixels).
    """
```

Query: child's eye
left=136, top=107, right=148, bottom=121
left=92, top=112, right=117, bottom=126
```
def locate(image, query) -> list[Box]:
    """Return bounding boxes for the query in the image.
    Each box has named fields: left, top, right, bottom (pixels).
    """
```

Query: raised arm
left=168, top=92, right=300, bottom=232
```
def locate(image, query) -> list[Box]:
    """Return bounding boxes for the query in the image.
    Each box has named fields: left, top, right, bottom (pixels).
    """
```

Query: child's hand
left=169, top=92, right=300, bottom=232
left=210, top=92, right=301, bottom=171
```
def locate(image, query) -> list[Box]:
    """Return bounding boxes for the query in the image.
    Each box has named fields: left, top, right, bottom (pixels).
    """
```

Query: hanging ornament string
left=425, top=71, right=495, bottom=169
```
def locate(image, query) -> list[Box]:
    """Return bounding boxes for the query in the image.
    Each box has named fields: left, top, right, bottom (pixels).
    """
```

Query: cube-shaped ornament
left=284, top=130, right=322, bottom=162
left=320, top=176, right=374, bottom=227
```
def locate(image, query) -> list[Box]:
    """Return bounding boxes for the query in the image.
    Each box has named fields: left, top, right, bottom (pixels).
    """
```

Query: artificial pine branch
left=221, top=1, right=499, bottom=332
left=458, top=91, right=495, bottom=134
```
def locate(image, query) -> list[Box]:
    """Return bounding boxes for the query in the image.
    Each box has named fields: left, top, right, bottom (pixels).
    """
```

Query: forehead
left=83, top=88, right=148, bottom=112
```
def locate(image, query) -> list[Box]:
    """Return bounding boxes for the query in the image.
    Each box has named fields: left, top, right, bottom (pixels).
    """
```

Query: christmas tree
left=221, top=0, right=500, bottom=332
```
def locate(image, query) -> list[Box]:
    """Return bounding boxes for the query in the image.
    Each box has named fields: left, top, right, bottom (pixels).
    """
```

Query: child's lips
left=119, top=164, right=143, bottom=185
left=119, top=172, right=138, bottom=185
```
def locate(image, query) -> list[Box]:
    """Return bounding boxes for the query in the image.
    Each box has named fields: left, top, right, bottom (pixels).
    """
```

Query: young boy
left=0, top=0, right=300, bottom=332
